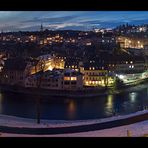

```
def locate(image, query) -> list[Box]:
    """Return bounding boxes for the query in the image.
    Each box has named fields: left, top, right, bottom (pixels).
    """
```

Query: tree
left=33, top=57, right=46, bottom=124
left=114, top=77, right=125, bottom=89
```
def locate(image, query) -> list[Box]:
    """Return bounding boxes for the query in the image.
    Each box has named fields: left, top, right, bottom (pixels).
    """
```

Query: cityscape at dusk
left=0, top=11, right=148, bottom=137
left=1, top=11, right=148, bottom=31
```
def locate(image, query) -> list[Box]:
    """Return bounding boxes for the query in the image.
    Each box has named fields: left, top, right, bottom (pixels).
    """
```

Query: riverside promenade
left=0, top=110, right=148, bottom=135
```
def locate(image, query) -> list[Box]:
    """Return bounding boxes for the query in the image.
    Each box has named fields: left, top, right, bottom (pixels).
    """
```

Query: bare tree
left=33, top=57, right=46, bottom=124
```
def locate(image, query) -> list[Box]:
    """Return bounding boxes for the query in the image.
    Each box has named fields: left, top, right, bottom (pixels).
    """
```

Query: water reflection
left=129, top=92, right=137, bottom=103
left=67, top=100, right=77, bottom=119
left=147, top=88, right=148, bottom=97
left=105, top=94, right=114, bottom=116
left=0, top=83, right=148, bottom=120
left=0, top=93, right=3, bottom=113
left=106, top=95, right=113, bottom=108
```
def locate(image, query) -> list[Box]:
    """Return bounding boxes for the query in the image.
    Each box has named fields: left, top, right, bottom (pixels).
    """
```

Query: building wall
left=25, top=75, right=63, bottom=90
left=80, top=68, right=113, bottom=87
left=25, top=71, right=83, bottom=90
left=1, top=70, right=25, bottom=86
left=63, top=75, right=83, bottom=90
left=28, top=56, right=65, bottom=75
left=115, top=62, right=147, bottom=74
left=41, top=76, right=63, bottom=90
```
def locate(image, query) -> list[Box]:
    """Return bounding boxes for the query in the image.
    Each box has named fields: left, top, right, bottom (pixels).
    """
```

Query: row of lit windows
left=85, top=80, right=105, bottom=85
left=64, top=77, right=77, bottom=81
left=85, top=77, right=105, bottom=81
left=89, top=67, right=104, bottom=70
left=65, top=65, right=78, bottom=68
left=117, top=65, right=145, bottom=69
left=85, top=72, right=107, bottom=76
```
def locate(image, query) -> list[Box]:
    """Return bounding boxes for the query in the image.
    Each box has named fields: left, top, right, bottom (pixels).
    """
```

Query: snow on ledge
left=0, top=110, right=148, bottom=128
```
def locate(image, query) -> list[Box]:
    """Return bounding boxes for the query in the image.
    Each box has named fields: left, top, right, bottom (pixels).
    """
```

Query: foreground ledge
left=0, top=110, right=148, bottom=135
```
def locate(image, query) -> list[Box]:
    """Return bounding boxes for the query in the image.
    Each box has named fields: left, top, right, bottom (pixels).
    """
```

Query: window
left=71, top=77, right=77, bottom=81
left=71, top=81, right=76, bottom=85
left=64, top=81, right=70, bottom=85
left=64, top=77, right=71, bottom=81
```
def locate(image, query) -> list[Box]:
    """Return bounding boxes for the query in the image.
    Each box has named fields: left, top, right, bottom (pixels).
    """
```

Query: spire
left=40, top=23, right=43, bottom=32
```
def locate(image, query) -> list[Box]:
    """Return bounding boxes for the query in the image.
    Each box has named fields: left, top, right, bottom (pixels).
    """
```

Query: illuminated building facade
left=64, top=58, right=80, bottom=72
left=80, top=62, right=114, bottom=87
left=111, top=57, right=148, bottom=84
left=25, top=70, right=63, bottom=89
left=25, top=69, right=83, bottom=90
left=117, top=36, right=147, bottom=49
left=63, top=69, right=83, bottom=90
left=28, top=54, right=65, bottom=75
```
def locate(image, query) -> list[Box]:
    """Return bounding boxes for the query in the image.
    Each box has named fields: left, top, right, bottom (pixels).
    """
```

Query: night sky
left=0, top=11, right=148, bottom=31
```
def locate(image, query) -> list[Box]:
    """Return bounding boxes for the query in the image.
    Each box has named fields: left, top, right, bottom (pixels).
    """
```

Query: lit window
left=64, top=77, right=71, bottom=81
left=86, top=42, right=91, bottom=46
left=71, top=77, right=77, bottom=81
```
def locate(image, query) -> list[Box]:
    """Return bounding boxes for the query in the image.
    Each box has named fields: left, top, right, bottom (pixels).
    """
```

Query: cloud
left=0, top=11, right=148, bottom=31
left=21, top=15, right=78, bottom=23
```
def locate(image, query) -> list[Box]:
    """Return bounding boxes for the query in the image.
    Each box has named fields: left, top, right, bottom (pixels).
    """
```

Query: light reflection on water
left=67, top=100, right=77, bottom=119
left=0, top=93, right=2, bottom=113
left=0, top=83, right=148, bottom=120
left=129, top=92, right=138, bottom=103
left=105, top=94, right=114, bottom=116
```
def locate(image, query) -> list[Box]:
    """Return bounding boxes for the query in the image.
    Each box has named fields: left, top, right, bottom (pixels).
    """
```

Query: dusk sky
left=0, top=11, right=148, bottom=31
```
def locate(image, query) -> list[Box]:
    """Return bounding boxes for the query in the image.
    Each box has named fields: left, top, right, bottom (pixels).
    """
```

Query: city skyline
left=0, top=11, right=148, bottom=31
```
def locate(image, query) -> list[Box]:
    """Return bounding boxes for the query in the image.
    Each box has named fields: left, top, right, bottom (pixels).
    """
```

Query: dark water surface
left=0, top=84, right=148, bottom=120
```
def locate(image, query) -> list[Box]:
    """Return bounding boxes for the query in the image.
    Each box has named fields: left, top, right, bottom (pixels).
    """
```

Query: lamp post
left=37, top=97, right=41, bottom=124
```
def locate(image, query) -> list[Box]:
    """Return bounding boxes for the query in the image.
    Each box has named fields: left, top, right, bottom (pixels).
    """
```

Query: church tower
left=40, top=23, right=43, bottom=32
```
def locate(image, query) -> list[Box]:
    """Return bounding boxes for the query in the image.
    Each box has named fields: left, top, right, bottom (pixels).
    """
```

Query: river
left=0, top=83, right=148, bottom=120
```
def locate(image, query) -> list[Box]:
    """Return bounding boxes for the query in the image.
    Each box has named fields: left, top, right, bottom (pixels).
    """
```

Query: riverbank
left=0, top=78, right=148, bottom=98
left=0, top=110, right=148, bottom=136
left=0, top=110, right=148, bottom=128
